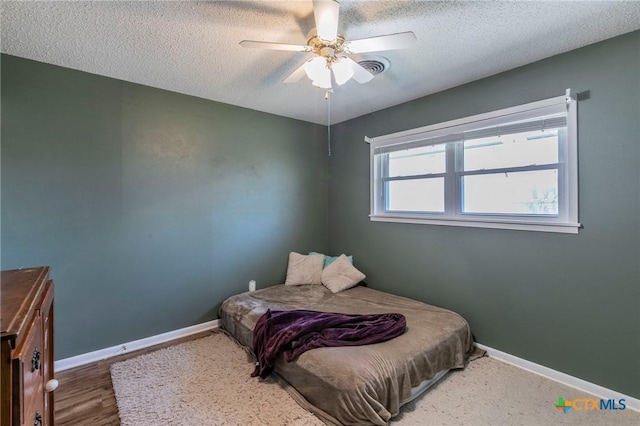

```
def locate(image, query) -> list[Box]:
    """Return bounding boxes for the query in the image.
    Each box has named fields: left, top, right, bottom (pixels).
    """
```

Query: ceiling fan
left=240, top=0, right=416, bottom=91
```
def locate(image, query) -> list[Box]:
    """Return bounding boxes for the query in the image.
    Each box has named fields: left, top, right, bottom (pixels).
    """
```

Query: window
left=368, top=93, right=580, bottom=233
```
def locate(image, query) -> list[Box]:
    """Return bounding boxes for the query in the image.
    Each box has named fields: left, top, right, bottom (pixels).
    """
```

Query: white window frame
left=367, top=92, right=580, bottom=234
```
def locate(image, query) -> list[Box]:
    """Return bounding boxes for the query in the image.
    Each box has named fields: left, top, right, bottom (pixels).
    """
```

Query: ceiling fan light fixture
left=311, top=67, right=332, bottom=89
left=312, top=79, right=332, bottom=89
left=332, top=57, right=354, bottom=85
left=304, top=56, right=328, bottom=81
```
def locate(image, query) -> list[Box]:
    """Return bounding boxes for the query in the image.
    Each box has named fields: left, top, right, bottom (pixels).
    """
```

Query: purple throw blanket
left=251, top=309, right=407, bottom=378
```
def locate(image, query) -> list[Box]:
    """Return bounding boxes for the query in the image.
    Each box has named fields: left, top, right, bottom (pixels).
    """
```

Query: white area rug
left=110, top=332, right=322, bottom=425
left=111, top=332, right=640, bottom=425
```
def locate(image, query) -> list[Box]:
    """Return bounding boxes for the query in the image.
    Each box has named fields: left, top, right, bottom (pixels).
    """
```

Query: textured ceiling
left=2, top=1, right=639, bottom=125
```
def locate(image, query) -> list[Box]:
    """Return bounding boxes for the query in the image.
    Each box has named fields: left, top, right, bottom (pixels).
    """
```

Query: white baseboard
left=54, top=320, right=220, bottom=372
left=476, top=343, right=639, bottom=412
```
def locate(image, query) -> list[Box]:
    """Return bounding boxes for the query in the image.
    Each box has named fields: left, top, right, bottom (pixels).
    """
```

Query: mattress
left=219, top=284, right=476, bottom=425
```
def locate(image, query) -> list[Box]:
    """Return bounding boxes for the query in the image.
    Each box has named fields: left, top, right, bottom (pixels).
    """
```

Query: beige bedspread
left=219, top=284, right=476, bottom=425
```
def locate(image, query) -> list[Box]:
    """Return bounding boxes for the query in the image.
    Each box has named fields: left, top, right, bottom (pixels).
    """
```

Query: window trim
left=367, top=93, right=580, bottom=234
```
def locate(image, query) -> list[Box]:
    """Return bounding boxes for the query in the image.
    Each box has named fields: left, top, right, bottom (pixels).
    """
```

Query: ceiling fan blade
left=342, top=57, right=374, bottom=84
left=313, top=0, right=339, bottom=42
left=346, top=32, right=417, bottom=53
left=240, top=40, right=308, bottom=52
left=283, top=62, right=308, bottom=83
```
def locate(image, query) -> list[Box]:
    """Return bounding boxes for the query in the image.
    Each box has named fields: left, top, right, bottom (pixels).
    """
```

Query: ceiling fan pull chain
left=327, top=90, right=331, bottom=157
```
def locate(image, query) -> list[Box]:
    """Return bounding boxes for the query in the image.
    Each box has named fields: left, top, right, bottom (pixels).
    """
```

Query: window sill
left=369, top=214, right=581, bottom=234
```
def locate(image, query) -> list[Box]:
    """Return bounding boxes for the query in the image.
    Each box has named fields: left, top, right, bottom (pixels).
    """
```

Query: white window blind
left=367, top=92, right=580, bottom=234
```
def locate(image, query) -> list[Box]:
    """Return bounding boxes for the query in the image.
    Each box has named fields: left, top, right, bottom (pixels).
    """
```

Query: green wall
left=1, top=55, right=329, bottom=359
left=328, top=31, right=639, bottom=398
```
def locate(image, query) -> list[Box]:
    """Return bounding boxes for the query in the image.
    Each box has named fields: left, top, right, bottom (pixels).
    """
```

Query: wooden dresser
left=1, top=267, right=55, bottom=426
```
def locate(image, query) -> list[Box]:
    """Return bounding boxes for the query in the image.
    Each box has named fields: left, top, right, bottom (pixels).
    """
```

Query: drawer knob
left=31, top=348, right=41, bottom=372
left=45, top=378, right=59, bottom=392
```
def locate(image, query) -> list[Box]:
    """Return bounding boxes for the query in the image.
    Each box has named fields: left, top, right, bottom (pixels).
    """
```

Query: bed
left=219, top=283, right=478, bottom=425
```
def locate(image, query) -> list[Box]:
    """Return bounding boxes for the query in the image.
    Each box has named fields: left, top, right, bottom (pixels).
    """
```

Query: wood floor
left=53, top=331, right=213, bottom=425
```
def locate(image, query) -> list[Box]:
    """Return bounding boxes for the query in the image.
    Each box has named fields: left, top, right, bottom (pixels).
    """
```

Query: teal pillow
left=309, top=252, right=354, bottom=269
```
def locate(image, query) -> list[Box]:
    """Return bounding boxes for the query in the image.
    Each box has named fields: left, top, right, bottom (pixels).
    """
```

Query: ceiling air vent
left=356, top=57, right=390, bottom=75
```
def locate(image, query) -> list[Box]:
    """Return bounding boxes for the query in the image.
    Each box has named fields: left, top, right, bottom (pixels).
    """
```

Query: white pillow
left=321, top=254, right=366, bottom=293
left=284, top=252, right=324, bottom=285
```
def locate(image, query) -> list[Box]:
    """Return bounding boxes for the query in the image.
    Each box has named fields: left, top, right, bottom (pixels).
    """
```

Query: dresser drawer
left=12, top=312, right=44, bottom=426
left=22, top=385, right=44, bottom=426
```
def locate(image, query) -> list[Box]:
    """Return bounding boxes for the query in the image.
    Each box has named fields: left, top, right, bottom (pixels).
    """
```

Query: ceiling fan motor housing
left=320, top=46, right=335, bottom=59
left=308, top=35, right=346, bottom=59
